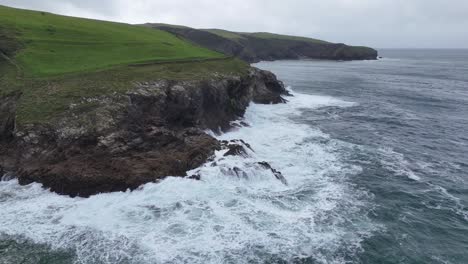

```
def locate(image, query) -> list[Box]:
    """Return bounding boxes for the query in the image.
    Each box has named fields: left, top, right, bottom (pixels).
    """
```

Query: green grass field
left=0, top=5, right=247, bottom=125
left=0, top=5, right=223, bottom=77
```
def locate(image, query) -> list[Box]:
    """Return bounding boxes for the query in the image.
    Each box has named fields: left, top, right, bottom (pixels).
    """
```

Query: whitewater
left=0, top=89, right=376, bottom=263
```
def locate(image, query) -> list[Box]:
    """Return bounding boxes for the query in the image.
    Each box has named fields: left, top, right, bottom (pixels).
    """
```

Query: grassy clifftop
left=0, top=5, right=224, bottom=77
left=0, top=5, right=247, bottom=125
left=204, top=29, right=330, bottom=44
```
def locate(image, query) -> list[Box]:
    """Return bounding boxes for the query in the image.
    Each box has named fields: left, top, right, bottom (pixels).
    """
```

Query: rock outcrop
left=0, top=91, right=20, bottom=140
left=0, top=68, right=288, bottom=197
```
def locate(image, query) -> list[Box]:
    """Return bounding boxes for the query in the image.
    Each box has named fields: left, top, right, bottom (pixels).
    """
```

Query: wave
left=0, top=90, right=377, bottom=264
left=378, top=147, right=422, bottom=181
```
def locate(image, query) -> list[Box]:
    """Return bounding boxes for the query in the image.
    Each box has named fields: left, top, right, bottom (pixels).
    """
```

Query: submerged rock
left=0, top=68, right=289, bottom=197
left=187, top=174, right=201, bottom=181
left=189, top=141, right=288, bottom=186
left=213, top=161, right=288, bottom=185
left=221, top=139, right=253, bottom=158
left=257, top=161, right=288, bottom=185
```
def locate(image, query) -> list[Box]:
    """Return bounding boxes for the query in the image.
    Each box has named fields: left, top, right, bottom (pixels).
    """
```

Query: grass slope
left=0, top=5, right=247, bottom=125
left=0, top=5, right=223, bottom=77
left=147, top=24, right=377, bottom=63
left=202, top=29, right=329, bottom=44
left=15, top=58, right=247, bottom=124
left=202, top=29, right=247, bottom=41
left=244, top=32, right=330, bottom=44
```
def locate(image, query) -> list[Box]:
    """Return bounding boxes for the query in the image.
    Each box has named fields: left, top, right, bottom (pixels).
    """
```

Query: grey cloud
left=1, top=0, right=467, bottom=48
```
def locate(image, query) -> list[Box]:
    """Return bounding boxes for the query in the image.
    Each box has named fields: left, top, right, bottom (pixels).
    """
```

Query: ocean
left=1, top=49, right=467, bottom=263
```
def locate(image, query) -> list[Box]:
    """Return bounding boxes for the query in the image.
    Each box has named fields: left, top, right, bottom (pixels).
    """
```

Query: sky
left=1, top=0, right=467, bottom=48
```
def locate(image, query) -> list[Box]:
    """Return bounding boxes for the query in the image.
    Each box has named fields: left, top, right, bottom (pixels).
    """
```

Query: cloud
left=1, top=0, right=467, bottom=48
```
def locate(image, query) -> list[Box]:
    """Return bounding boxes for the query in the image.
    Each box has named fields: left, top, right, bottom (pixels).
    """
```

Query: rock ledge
left=0, top=68, right=288, bottom=197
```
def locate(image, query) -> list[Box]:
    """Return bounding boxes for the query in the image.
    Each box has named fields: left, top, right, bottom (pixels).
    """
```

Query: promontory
left=0, top=5, right=377, bottom=197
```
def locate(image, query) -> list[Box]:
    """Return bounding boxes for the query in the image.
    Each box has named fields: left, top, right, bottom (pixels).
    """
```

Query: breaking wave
left=0, top=90, right=376, bottom=264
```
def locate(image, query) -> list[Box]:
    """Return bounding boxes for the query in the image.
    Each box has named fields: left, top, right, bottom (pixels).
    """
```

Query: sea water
left=1, top=49, right=467, bottom=263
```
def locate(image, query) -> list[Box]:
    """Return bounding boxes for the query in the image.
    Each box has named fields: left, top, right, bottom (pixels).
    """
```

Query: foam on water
left=378, top=147, right=422, bottom=181
left=0, top=90, right=376, bottom=264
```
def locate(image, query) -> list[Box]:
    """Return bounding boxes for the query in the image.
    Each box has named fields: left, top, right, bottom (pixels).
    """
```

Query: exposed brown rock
left=0, top=68, right=288, bottom=197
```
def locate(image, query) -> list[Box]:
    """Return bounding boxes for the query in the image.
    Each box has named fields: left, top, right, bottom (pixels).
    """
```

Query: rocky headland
left=0, top=5, right=377, bottom=198
left=0, top=68, right=289, bottom=197
left=145, top=24, right=378, bottom=62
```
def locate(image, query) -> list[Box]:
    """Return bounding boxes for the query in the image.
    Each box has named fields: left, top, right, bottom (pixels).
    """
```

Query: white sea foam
left=0, top=90, right=376, bottom=264
left=426, top=183, right=468, bottom=221
left=378, top=146, right=422, bottom=181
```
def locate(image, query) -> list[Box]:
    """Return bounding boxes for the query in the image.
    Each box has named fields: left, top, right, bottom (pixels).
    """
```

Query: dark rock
left=225, top=166, right=248, bottom=179
left=1, top=172, right=15, bottom=181
left=0, top=91, right=21, bottom=141
left=187, top=174, right=201, bottom=181
left=0, top=68, right=287, bottom=197
left=230, top=121, right=250, bottom=128
left=221, top=139, right=254, bottom=158
left=146, top=25, right=378, bottom=62
left=251, top=70, right=289, bottom=104
left=15, top=127, right=219, bottom=197
left=258, top=161, right=288, bottom=185
left=233, top=167, right=247, bottom=178
left=216, top=161, right=287, bottom=185
left=224, top=144, right=248, bottom=157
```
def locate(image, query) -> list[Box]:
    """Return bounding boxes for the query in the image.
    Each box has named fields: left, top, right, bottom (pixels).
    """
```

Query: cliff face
left=0, top=91, right=20, bottom=140
left=148, top=25, right=378, bottom=62
left=0, top=68, right=288, bottom=197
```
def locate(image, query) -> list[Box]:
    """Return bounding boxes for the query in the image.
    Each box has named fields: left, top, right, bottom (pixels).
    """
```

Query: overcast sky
left=1, top=0, right=468, bottom=48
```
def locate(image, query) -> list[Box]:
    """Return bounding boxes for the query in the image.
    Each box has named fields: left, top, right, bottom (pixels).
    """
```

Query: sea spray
left=0, top=90, right=376, bottom=264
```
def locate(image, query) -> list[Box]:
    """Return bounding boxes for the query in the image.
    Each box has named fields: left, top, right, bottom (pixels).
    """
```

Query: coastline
left=0, top=85, right=373, bottom=264
left=0, top=67, right=290, bottom=197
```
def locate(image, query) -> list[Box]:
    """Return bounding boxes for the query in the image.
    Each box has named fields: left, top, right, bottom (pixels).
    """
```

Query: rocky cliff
left=0, top=68, right=288, bottom=197
left=146, top=24, right=378, bottom=62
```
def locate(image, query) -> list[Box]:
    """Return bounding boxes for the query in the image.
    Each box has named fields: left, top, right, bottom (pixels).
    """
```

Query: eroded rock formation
left=0, top=68, right=288, bottom=197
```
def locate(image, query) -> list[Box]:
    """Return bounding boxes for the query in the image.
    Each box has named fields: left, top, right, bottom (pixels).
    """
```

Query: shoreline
left=0, top=85, right=373, bottom=264
left=0, top=67, right=290, bottom=197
